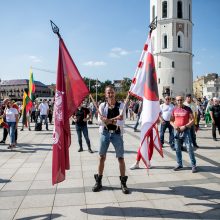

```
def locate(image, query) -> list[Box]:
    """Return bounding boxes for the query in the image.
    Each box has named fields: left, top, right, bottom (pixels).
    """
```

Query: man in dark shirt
left=209, top=97, right=220, bottom=141
left=73, top=102, right=93, bottom=153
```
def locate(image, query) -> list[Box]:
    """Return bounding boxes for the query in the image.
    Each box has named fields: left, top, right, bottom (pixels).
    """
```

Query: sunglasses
left=165, top=98, right=170, bottom=100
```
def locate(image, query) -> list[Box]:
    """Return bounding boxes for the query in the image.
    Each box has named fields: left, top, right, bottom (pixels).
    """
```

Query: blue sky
left=0, top=0, right=219, bottom=85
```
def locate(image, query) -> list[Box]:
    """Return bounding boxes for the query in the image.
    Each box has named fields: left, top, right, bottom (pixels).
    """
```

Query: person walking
left=170, top=96, right=197, bottom=173
left=72, top=102, right=93, bottom=153
left=92, top=85, right=129, bottom=194
left=209, top=97, right=220, bottom=141
left=159, top=95, right=175, bottom=150
left=38, top=99, right=49, bottom=130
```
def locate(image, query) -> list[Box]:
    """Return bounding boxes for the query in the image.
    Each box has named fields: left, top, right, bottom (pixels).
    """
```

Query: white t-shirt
left=39, top=103, right=49, bottom=115
left=6, top=108, right=18, bottom=122
left=160, top=103, right=174, bottom=121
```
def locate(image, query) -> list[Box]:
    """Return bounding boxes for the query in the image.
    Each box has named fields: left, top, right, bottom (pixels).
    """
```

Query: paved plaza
left=0, top=120, right=220, bottom=220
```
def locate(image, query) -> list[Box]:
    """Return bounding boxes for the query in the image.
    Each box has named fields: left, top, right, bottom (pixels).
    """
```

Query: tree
left=121, top=77, right=132, bottom=92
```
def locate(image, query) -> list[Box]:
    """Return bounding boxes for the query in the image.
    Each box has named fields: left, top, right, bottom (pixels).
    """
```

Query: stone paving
left=0, top=119, right=220, bottom=220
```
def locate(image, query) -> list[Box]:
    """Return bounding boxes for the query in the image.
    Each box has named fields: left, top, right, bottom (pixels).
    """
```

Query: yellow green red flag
left=28, top=69, right=35, bottom=101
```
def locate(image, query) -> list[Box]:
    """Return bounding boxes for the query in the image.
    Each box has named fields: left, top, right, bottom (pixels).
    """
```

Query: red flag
left=129, top=32, right=163, bottom=168
left=52, top=38, right=89, bottom=185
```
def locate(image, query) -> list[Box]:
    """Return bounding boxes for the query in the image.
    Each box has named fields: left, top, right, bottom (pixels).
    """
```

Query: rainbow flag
left=22, top=89, right=32, bottom=126
left=28, top=69, right=35, bottom=101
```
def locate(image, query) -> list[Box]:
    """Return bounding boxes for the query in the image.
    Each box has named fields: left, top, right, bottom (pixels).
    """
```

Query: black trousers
left=2, top=128, right=18, bottom=142
left=212, top=117, right=220, bottom=139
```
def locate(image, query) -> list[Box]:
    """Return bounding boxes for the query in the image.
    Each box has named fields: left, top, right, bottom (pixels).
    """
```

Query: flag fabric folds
left=21, top=89, right=33, bottom=126
left=28, top=69, right=36, bottom=101
left=52, top=38, right=89, bottom=185
left=129, top=32, right=163, bottom=167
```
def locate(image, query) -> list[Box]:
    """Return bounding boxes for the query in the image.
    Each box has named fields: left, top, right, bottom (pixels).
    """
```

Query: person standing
left=31, top=102, right=36, bottom=122
left=184, top=94, right=199, bottom=148
left=92, top=85, right=129, bottom=194
left=0, top=99, right=19, bottom=145
left=209, top=97, right=220, bottom=141
left=159, top=95, right=175, bottom=150
left=20, top=110, right=31, bottom=131
left=72, top=102, right=93, bottom=153
left=133, top=101, right=142, bottom=132
left=38, top=99, right=49, bottom=130
left=3, top=100, right=19, bottom=149
left=170, top=96, right=197, bottom=173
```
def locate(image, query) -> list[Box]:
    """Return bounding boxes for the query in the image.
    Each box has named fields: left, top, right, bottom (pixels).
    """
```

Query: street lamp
left=94, top=78, right=100, bottom=103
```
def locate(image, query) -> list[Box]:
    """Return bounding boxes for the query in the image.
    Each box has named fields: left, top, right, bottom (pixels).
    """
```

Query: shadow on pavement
left=81, top=186, right=220, bottom=219
left=0, top=178, right=11, bottom=183
left=16, top=213, right=62, bottom=220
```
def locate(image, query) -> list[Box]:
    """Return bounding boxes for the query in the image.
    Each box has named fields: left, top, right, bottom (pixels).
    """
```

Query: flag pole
left=89, top=94, right=102, bottom=116
left=50, top=20, right=62, bottom=39
left=120, top=16, right=158, bottom=116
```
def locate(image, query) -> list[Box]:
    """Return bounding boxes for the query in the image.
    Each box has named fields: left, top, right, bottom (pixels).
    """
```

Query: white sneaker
left=130, top=163, right=140, bottom=170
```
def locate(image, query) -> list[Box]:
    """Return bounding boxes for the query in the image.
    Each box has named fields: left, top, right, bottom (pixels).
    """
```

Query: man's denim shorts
left=99, top=130, right=124, bottom=158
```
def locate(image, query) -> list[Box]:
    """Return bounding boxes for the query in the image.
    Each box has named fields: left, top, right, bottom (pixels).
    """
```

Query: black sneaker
left=173, top=165, right=183, bottom=171
left=213, top=138, right=217, bottom=141
left=88, top=149, right=94, bottom=153
left=0, top=140, right=5, bottom=144
left=192, top=166, right=197, bottom=173
left=78, top=148, right=83, bottom=152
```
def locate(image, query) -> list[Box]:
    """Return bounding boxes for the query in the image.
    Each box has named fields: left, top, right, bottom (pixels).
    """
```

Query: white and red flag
left=129, top=32, right=163, bottom=167
left=52, top=38, right=89, bottom=185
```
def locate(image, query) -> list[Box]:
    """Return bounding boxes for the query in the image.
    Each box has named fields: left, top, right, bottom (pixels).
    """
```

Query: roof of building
left=0, top=79, right=47, bottom=87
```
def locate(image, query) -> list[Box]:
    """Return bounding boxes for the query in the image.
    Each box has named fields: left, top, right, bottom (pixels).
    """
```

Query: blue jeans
left=174, top=128, right=196, bottom=167
left=7, top=122, right=16, bottom=145
left=99, top=130, right=124, bottom=158
left=40, top=115, right=48, bottom=130
left=75, top=124, right=91, bottom=149
left=190, top=125, right=197, bottom=146
left=134, top=113, right=141, bottom=130
left=160, top=121, right=174, bottom=147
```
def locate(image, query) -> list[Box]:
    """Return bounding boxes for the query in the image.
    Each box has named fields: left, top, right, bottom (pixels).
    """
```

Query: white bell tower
left=150, top=0, right=193, bottom=98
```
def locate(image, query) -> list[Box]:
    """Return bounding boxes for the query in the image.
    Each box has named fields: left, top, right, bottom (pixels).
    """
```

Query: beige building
left=0, top=79, right=51, bottom=101
left=193, top=73, right=219, bottom=98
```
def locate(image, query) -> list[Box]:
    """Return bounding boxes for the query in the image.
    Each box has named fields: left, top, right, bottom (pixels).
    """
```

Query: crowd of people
left=0, top=89, right=220, bottom=194
left=0, top=98, right=53, bottom=148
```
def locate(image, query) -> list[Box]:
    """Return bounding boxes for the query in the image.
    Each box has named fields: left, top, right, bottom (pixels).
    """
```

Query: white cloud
left=29, top=55, right=42, bottom=63
left=83, top=61, right=107, bottom=66
left=109, top=47, right=139, bottom=58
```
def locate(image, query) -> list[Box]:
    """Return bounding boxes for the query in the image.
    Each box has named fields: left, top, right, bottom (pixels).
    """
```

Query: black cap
left=186, top=94, right=192, bottom=97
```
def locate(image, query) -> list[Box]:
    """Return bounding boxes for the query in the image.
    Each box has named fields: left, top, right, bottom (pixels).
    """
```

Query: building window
left=172, top=61, right=175, bottom=68
left=163, top=34, right=168, bottom=49
left=172, top=77, right=174, bottom=84
left=152, top=5, right=155, bottom=20
left=189, top=4, right=191, bottom=20
left=177, top=1, right=183, bottom=18
left=178, top=35, right=182, bottom=48
left=159, top=62, right=161, bottom=68
left=162, top=1, right=167, bottom=18
left=158, top=78, right=160, bottom=84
